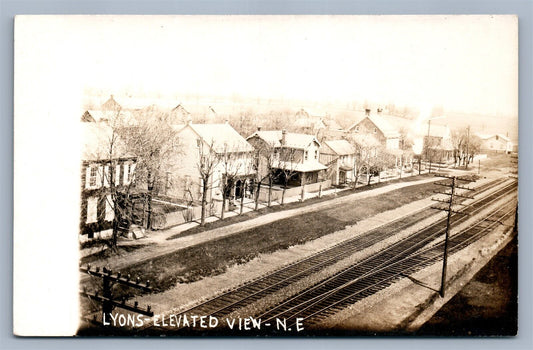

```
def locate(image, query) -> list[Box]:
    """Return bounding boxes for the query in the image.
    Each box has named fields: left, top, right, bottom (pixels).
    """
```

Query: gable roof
left=322, top=118, right=343, bottom=130
left=322, top=140, right=356, bottom=155
left=177, top=123, right=253, bottom=153
left=247, top=130, right=320, bottom=149
left=348, top=114, right=401, bottom=139
left=101, top=95, right=122, bottom=111
left=81, top=122, right=132, bottom=161
left=427, top=124, right=451, bottom=139
left=82, top=109, right=136, bottom=125
left=477, top=133, right=510, bottom=142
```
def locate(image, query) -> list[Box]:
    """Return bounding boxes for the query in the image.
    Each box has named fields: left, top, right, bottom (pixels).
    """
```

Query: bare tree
left=347, top=134, right=381, bottom=188
left=84, top=108, right=138, bottom=252
left=196, top=140, right=220, bottom=226
left=83, top=108, right=179, bottom=251
left=450, top=127, right=480, bottom=168
left=218, top=144, right=244, bottom=220
left=277, top=147, right=299, bottom=205
left=117, top=108, right=182, bottom=229
left=250, top=140, right=278, bottom=209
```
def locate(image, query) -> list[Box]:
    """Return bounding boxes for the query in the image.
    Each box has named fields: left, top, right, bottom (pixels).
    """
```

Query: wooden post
left=240, top=181, right=246, bottom=214
left=102, top=273, right=112, bottom=325
left=300, top=173, right=306, bottom=202
left=439, top=176, right=455, bottom=298
left=431, top=175, right=474, bottom=298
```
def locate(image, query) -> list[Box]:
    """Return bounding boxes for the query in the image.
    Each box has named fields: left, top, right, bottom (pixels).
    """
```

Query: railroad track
left=147, top=177, right=513, bottom=333
left=254, top=181, right=517, bottom=330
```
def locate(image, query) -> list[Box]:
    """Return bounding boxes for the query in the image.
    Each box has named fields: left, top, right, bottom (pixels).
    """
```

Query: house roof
left=322, top=118, right=343, bottom=130
left=322, top=140, right=356, bottom=155
left=247, top=130, right=320, bottom=149
left=427, top=124, right=451, bottom=139
left=294, top=116, right=325, bottom=130
left=81, top=122, right=131, bottom=161
left=82, top=110, right=136, bottom=125
left=347, top=114, right=401, bottom=139
left=101, top=95, right=122, bottom=111
left=179, top=123, right=254, bottom=153
left=477, top=133, right=510, bottom=142
left=276, top=160, right=327, bottom=173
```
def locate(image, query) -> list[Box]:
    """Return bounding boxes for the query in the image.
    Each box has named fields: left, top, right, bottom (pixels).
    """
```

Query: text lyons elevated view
left=78, top=94, right=518, bottom=336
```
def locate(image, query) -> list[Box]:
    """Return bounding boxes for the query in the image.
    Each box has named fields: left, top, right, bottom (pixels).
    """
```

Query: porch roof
left=275, top=161, right=327, bottom=173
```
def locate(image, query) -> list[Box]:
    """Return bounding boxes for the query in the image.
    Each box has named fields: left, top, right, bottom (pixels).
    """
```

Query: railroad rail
left=146, top=177, right=514, bottom=334
left=254, top=181, right=517, bottom=329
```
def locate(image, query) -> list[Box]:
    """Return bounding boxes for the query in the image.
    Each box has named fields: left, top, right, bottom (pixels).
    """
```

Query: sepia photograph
left=14, top=15, right=518, bottom=337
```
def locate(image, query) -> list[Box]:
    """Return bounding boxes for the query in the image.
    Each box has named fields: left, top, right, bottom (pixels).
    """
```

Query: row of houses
left=80, top=122, right=358, bottom=241
left=80, top=96, right=514, bottom=240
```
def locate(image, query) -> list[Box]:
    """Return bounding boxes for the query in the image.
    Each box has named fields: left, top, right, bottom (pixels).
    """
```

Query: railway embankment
left=323, top=187, right=517, bottom=334
left=130, top=177, right=512, bottom=324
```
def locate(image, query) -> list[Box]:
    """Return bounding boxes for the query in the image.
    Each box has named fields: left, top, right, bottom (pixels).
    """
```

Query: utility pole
left=80, top=264, right=154, bottom=327
left=431, top=174, right=475, bottom=297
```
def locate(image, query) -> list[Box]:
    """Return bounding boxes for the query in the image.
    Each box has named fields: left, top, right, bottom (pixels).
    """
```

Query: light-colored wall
left=167, top=126, right=209, bottom=201
left=481, top=137, right=511, bottom=152
left=169, top=125, right=255, bottom=202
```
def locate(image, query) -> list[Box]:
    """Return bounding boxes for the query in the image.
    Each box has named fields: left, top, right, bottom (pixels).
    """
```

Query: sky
left=18, top=15, right=518, bottom=117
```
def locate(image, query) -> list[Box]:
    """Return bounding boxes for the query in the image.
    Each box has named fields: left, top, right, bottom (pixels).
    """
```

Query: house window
left=86, top=197, right=98, bottom=223
left=304, top=151, right=308, bottom=161
left=89, top=166, right=97, bottom=187
left=355, top=126, right=359, bottom=132
left=314, top=150, right=318, bottom=159
left=373, top=127, right=377, bottom=133
left=124, top=163, right=130, bottom=184
left=196, top=138, right=202, bottom=148
left=105, top=195, right=114, bottom=221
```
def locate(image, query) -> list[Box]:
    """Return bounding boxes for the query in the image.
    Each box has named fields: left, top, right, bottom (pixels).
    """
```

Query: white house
left=319, top=140, right=356, bottom=185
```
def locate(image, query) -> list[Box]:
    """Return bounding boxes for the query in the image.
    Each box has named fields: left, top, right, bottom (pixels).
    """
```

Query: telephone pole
left=431, top=174, right=474, bottom=297
left=80, top=264, right=154, bottom=327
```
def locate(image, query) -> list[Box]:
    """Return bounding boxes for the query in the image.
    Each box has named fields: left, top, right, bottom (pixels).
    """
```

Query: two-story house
left=80, top=121, right=136, bottom=241
left=319, top=140, right=356, bottom=186
left=247, top=129, right=327, bottom=188
left=478, top=133, right=513, bottom=154
left=170, top=122, right=255, bottom=205
left=346, top=109, right=401, bottom=150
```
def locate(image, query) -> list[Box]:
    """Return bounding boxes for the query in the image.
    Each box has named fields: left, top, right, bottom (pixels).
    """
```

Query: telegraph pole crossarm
left=79, top=290, right=154, bottom=316
left=430, top=175, right=475, bottom=298
left=80, top=264, right=154, bottom=326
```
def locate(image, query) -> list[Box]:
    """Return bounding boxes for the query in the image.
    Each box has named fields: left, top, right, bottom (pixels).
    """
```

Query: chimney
left=365, top=108, right=371, bottom=116
left=377, top=108, right=383, bottom=115
left=257, top=126, right=262, bottom=132
left=281, top=129, right=287, bottom=146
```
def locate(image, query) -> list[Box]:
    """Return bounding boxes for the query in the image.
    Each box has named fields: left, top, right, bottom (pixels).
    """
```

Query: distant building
left=101, top=94, right=122, bottom=111
left=247, top=129, right=327, bottom=187
left=319, top=140, right=356, bottom=185
left=478, top=133, right=513, bottom=153
left=423, top=122, right=454, bottom=161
